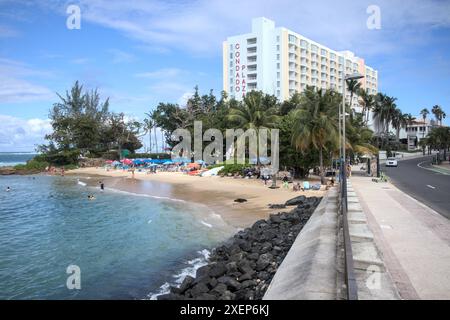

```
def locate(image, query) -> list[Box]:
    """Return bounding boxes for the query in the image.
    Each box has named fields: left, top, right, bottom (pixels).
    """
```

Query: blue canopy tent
left=132, top=159, right=145, bottom=165
left=163, top=160, right=174, bottom=165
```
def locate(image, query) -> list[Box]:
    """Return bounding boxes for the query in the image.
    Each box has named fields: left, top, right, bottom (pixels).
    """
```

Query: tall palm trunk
left=154, top=127, right=158, bottom=152
left=319, top=147, right=325, bottom=185
left=149, top=131, right=152, bottom=153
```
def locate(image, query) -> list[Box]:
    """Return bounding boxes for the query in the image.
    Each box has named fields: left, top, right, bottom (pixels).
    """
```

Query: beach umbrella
left=143, top=159, right=153, bottom=163
left=121, top=159, right=133, bottom=165
left=105, top=160, right=113, bottom=164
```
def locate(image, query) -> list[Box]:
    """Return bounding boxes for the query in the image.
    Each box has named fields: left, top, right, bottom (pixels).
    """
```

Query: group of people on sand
left=45, top=166, right=65, bottom=176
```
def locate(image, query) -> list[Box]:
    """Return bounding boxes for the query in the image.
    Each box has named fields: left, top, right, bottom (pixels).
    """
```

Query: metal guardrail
left=340, top=169, right=358, bottom=300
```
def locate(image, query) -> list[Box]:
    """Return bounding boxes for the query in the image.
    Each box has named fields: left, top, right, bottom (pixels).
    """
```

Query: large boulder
left=285, top=195, right=307, bottom=206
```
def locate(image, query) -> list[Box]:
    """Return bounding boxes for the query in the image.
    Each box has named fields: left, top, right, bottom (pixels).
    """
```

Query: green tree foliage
left=38, top=81, right=143, bottom=164
left=291, top=87, right=340, bottom=184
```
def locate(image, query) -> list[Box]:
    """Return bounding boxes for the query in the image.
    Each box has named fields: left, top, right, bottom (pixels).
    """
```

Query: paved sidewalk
left=433, top=162, right=450, bottom=174
left=351, top=175, right=450, bottom=300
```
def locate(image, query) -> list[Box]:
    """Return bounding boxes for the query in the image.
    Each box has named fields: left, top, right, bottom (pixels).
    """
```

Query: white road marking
left=426, top=185, right=436, bottom=189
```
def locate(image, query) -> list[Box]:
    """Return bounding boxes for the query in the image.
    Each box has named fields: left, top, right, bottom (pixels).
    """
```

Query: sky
left=0, top=0, right=449, bottom=152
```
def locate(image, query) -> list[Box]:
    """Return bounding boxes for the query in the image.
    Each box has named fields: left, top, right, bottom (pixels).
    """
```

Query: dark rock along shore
left=158, top=195, right=322, bottom=300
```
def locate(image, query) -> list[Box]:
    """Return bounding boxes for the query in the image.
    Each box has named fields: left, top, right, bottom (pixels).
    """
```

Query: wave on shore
left=148, top=249, right=211, bottom=300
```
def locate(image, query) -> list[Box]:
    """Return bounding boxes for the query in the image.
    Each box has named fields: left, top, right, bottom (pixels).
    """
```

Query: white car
left=386, top=157, right=398, bottom=167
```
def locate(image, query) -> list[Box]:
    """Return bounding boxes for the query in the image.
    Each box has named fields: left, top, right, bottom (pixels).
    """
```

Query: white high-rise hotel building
left=223, top=17, right=378, bottom=111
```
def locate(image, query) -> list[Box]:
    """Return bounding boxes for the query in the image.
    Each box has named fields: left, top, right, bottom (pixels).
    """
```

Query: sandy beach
left=67, top=167, right=327, bottom=228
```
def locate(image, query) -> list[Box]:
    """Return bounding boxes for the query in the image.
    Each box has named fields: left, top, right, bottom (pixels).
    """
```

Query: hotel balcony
left=247, top=47, right=257, bottom=54
left=247, top=64, right=257, bottom=72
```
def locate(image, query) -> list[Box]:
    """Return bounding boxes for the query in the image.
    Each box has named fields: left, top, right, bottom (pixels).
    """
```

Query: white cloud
left=0, top=115, right=52, bottom=152
left=63, top=0, right=450, bottom=57
left=0, top=24, right=20, bottom=37
left=177, top=91, right=193, bottom=107
left=108, top=48, right=135, bottom=63
left=135, top=68, right=185, bottom=79
left=70, top=58, right=90, bottom=64
left=0, top=57, right=54, bottom=103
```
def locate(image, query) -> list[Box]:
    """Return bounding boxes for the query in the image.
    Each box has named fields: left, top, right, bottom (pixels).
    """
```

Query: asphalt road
left=382, top=156, right=450, bottom=219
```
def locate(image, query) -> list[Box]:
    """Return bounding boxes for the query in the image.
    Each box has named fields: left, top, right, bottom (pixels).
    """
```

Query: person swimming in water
left=6, top=186, right=11, bottom=192
left=87, top=195, right=96, bottom=200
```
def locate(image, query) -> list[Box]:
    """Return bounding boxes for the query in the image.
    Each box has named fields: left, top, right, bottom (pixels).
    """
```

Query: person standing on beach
left=131, top=168, right=135, bottom=179
left=282, top=176, right=289, bottom=189
left=99, top=181, right=104, bottom=191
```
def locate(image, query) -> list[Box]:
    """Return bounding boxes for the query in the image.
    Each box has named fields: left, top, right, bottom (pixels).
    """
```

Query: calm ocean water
left=0, top=153, right=36, bottom=167
left=0, top=175, right=233, bottom=299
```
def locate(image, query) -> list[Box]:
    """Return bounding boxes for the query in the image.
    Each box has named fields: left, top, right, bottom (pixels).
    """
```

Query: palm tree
left=346, top=79, right=362, bottom=111
left=420, top=108, right=429, bottom=123
left=420, top=108, right=429, bottom=138
left=405, top=114, right=416, bottom=128
left=291, top=87, right=340, bottom=184
left=143, top=114, right=154, bottom=153
left=432, top=105, right=446, bottom=126
left=227, top=91, right=280, bottom=165
left=154, top=126, right=158, bottom=152
left=358, top=88, right=375, bottom=125
left=391, top=109, right=407, bottom=142
left=427, top=127, right=450, bottom=159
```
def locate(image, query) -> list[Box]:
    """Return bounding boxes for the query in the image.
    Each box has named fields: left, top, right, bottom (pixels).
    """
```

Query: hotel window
left=276, top=35, right=280, bottom=42
left=277, top=90, right=280, bottom=97
left=276, top=44, right=280, bottom=51
left=321, top=48, right=327, bottom=56
left=230, top=53, right=233, bottom=59
left=288, top=34, right=297, bottom=44
left=230, top=61, right=233, bottom=67
left=230, top=44, right=233, bottom=51
left=277, top=72, right=280, bottom=79
left=247, top=38, right=257, bottom=45
left=330, top=53, right=336, bottom=60
left=277, top=81, right=280, bottom=87
left=339, top=56, right=344, bottom=64
left=248, top=56, right=257, bottom=63
left=277, top=54, right=280, bottom=60
left=311, top=45, right=318, bottom=53
left=277, top=63, right=280, bottom=69
left=230, top=86, right=233, bottom=93
left=300, top=40, right=309, bottom=48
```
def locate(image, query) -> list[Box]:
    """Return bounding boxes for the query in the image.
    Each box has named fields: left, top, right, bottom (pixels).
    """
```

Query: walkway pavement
left=433, top=161, right=450, bottom=175
left=350, top=175, right=450, bottom=300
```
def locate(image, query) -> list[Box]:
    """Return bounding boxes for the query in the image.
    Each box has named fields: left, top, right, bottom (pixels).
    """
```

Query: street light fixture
left=341, top=73, right=365, bottom=211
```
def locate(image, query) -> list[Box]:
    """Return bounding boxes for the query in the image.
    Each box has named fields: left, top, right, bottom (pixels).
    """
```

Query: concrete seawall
left=263, top=187, right=339, bottom=300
